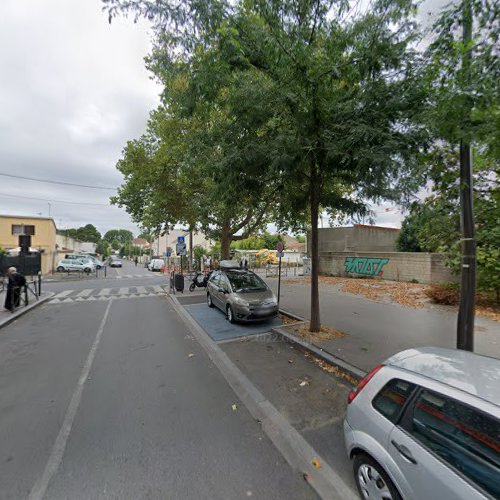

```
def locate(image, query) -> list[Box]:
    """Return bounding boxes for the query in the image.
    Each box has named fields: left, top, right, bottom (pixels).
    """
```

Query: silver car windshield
left=226, top=271, right=267, bottom=292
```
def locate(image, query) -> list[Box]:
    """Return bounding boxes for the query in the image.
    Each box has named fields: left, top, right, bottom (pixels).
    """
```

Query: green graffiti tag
left=344, top=257, right=389, bottom=276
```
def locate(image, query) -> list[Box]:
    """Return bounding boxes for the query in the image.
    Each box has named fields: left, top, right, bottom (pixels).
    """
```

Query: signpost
left=176, top=237, right=187, bottom=274
left=276, top=242, right=284, bottom=305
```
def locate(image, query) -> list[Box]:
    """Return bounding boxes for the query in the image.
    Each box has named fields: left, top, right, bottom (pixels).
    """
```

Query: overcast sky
left=0, top=0, right=160, bottom=236
left=0, top=0, right=444, bottom=237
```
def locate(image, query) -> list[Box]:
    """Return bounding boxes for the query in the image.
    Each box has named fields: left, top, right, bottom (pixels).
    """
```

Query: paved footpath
left=265, top=278, right=500, bottom=372
left=0, top=292, right=316, bottom=499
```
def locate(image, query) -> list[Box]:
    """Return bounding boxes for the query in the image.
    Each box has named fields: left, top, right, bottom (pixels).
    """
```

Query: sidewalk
left=0, top=291, right=54, bottom=329
left=265, top=276, right=500, bottom=372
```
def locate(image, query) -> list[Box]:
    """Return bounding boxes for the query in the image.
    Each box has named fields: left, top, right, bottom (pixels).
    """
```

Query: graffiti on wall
left=344, top=257, right=389, bottom=277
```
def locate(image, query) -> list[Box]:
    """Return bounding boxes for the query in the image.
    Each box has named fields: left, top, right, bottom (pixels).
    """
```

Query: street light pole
left=456, top=0, right=475, bottom=352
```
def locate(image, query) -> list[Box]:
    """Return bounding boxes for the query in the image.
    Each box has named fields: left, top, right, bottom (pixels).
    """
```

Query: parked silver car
left=56, top=258, right=95, bottom=273
left=344, top=346, right=500, bottom=500
left=206, top=267, right=278, bottom=323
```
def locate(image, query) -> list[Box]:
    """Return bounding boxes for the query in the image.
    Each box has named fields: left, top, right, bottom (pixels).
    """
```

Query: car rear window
left=408, top=389, right=500, bottom=498
left=372, top=379, right=416, bottom=424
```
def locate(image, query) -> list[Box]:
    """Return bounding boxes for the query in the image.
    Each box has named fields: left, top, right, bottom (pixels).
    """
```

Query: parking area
left=174, top=290, right=358, bottom=496
left=176, top=293, right=281, bottom=342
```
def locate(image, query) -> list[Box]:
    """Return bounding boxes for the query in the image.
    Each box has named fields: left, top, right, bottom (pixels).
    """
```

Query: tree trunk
left=309, top=180, right=320, bottom=333
left=220, top=221, right=232, bottom=260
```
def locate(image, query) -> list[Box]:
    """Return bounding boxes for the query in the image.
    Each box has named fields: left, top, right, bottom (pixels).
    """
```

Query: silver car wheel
left=227, top=306, right=233, bottom=322
left=207, top=293, right=213, bottom=307
left=357, top=464, right=393, bottom=500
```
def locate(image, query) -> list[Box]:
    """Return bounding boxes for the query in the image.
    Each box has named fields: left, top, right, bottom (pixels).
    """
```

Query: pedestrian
left=4, top=267, right=26, bottom=312
left=134, top=256, right=138, bottom=267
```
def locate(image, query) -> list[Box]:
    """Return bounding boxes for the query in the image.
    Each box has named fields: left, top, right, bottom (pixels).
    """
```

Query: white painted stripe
left=27, top=299, right=113, bottom=500
left=118, top=287, right=129, bottom=295
left=136, top=286, right=147, bottom=294
left=152, top=285, right=164, bottom=293
left=76, top=289, right=93, bottom=297
left=54, top=290, right=72, bottom=298
left=98, top=288, right=111, bottom=296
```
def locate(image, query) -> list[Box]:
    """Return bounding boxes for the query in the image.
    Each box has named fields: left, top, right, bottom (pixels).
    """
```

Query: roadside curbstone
left=0, top=292, right=54, bottom=331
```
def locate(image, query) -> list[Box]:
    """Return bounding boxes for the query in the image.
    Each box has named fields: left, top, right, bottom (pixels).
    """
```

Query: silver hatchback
left=344, top=347, right=500, bottom=500
left=207, top=269, right=278, bottom=323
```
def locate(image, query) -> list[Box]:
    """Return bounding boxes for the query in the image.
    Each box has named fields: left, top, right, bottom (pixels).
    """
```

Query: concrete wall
left=310, top=225, right=400, bottom=254
left=318, top=251, right=457, bottom=284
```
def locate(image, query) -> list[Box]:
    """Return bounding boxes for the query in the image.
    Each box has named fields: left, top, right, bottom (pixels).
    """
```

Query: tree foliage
left=104, top=0, right=430, bottom=331
left=59, top=224, right=101, bottom=243
left=103, top=229, right=134, bottom=245
left=397, top=148, right=499, bottom=295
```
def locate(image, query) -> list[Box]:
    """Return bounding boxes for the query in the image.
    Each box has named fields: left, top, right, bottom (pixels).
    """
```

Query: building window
left=12, top=224, right=35, bottom=236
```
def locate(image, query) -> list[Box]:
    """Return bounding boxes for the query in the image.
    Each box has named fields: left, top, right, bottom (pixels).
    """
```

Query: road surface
left=0, top=261, right=316, bottom=500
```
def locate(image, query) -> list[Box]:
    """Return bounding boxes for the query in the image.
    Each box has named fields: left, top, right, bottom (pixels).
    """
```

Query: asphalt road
left=0, top=262, right=316, bottom=500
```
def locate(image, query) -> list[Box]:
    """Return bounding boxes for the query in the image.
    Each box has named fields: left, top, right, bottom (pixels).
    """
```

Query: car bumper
left=234, top=305, right=279, bottom=322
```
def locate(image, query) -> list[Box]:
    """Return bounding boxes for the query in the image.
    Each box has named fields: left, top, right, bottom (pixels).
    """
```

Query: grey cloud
left=0, top=0, right=160, bottom=235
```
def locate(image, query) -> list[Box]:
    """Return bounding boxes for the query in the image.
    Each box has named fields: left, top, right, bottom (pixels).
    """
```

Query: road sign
left=177, top=236, right=185, bottom=244
left=164, top=251, right=172, bottom=257
left=176, top=242, right=186, bottom=256
left=277, top=251, right=284, bottom=258
left=276, top=241, right=284, bottom=253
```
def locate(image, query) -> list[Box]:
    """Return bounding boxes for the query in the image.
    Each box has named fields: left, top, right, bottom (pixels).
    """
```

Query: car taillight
left=347, top=364, right=384, bottom=404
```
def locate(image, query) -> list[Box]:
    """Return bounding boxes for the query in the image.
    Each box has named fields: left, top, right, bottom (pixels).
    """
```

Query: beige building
left=151, top=229, right=213, bottom=257
left=0, top=215, right=57, bottom=274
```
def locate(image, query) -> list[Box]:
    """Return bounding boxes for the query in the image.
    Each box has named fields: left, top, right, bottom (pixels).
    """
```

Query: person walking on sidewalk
left=134, top=256, right=138, bottom=267
left=4, top=267, right=26, bottom=312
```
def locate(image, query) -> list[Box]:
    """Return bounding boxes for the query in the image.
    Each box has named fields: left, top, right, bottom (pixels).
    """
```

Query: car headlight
left=263, top=299, right=278, bottom=306
left=234, top=297, right=249, bottom=307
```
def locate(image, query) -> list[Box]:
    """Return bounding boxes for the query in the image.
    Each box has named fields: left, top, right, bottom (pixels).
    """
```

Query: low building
left=132, top=238, right=151, bottom=251
left=151, top=229, right=213, bottom=258
left=0, top=214, right=57, bottom=274
left=55, top=234, right=97, bottom=262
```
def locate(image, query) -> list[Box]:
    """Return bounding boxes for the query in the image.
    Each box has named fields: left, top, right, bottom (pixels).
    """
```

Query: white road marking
left=54, top=290, right=72, bottom=298
left=118, top=287, right=129, bottom=295
left=152, top=285, right=164, bottom=293
left=98, top=288, right=111, bottom=296
left=76, top=289, right=92, bottom=297
left=27, top=299, right=113, bottom=500
left=136, top=286, right=147, bottom=294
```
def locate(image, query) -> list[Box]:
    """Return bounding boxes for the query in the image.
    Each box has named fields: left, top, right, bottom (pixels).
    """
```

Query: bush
left=425, top=283, right=460, bottom=305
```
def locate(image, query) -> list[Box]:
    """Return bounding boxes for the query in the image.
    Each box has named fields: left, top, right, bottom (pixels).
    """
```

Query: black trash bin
left=174, top=273, right=184, bottom=292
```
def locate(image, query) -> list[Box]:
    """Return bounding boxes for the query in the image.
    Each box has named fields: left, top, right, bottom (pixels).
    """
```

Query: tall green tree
left=105, top=0, right=428, bottom=332
left=103, top=229, right=134, bottom=246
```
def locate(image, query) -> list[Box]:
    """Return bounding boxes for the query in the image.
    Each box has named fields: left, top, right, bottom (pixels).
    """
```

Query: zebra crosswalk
left=113, top=274, right=165, bottom=279
left=48, top=285, right=168, bottom=304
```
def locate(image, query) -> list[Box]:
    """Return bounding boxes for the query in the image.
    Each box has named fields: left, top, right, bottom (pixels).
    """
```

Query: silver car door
left=388, top=389, right=491, bottom=500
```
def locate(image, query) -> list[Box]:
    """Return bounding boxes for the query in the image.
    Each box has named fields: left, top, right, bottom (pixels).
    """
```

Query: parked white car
left=344, top=347, right=500, bottom=500
left=56, top=259, right=95, bottom=274
left=148, top=259, right=164, bottom=272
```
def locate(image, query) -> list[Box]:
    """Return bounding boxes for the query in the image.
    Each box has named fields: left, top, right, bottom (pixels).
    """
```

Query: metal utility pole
left=189, top=230, right=193, bottom=271
left=456, top=1, right=475, bottom=352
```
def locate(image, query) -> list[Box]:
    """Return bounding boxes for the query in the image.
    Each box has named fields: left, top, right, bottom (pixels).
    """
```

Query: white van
left=148, top=259, right=164, bottom=272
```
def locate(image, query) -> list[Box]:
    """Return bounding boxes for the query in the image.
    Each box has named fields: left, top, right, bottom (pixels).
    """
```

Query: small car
left=148, top=259, right=164, bottom=272
left=344, top=346, right=500, bottom=500
left=206, top=265, right=278, bottom=323
left=108, top=257, right=122, bottom=268
left=56, top=259, right=95, bottom=274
